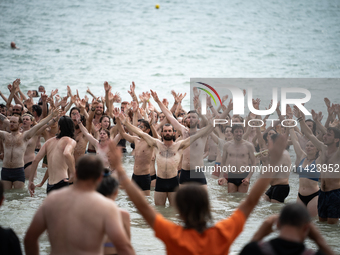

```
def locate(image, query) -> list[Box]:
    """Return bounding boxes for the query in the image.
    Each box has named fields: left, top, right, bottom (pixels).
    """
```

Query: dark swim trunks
left=46, top=179, right=71, bottom=194
left=132, top=173, right=151, bottom=191
left=265, top=184, right=290, bottom=203
left=151, top=174, right=157, bottom=181
left=24, top=161, right=32, bottom=169
left=318, top=188, right=340, bottom=219
left=179, top=169, right=207, bottom=185
left=227, top=171, right=249, bottom=187
left=155, top=176, right=179, bottom=192
left=298, top=190, right=320, bottom=206
left=1, top=167, right=25, bottom=183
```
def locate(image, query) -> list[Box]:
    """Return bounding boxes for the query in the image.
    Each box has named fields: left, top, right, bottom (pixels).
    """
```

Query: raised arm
left=179, top=122, right=214, bottom=150
left=77, top=116, right=99, bottom=148
left=151, top=90, right=186, bottom=135
left=119, top=113, right=157, bottom=148
left=238, top=135, right=287, bottom=219
left=289, top=125, right=306, bottom=162
left=63, top=138, right=77, bottom=183
left=107, top=142, right=157, bottom=228
left=294, top=106, right=325, bottom=151
left=23, top=108, right=59, bottom=141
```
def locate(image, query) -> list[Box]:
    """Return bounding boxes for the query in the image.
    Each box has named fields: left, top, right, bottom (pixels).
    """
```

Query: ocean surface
left=0, top=0, right=340, bottom=254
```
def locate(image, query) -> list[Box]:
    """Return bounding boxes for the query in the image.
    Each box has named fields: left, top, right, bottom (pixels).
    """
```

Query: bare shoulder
left=223, top=140, right=233, bottom=150
left=243, top=140, right=255, bottom=150
left=120, top=209, right=130, bottom=219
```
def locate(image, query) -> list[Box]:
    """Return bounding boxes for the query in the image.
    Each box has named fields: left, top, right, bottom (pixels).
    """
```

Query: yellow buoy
left=155, top=4, right=160, bottom=9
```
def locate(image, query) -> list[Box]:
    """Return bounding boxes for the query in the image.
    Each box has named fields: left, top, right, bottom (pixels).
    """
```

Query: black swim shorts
left=155, top=176, right=179, bottom=192
left=179, top=169, right=207, bottom=185
left=1, top=167, right=25, bottom=183
left=132, top=173, right=151, bottom=191
left=46, top=179, right=71, bottom=194
left=318, top=188, right=340, bottom=219
left=227, top=171, right=249, bottom=187
left=265, top=184, right=290, bottom=203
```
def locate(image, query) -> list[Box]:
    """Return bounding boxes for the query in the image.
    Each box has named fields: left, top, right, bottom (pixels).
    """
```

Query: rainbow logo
left=196, top=82, right=222, bottom=106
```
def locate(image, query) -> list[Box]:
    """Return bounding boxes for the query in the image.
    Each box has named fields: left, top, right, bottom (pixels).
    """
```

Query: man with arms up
left=28, top=115, right=76, bottom=195
left=296, top=107, right=340, bottom=224
left=24, top=155, right=135, bottom=255
left=119, top=113, right=213, bottom=206
left=0, top=109, right=59, bottom=190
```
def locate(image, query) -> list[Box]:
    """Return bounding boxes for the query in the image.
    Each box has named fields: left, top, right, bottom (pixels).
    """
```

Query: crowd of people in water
left=0, top=77, right=339, bottom=254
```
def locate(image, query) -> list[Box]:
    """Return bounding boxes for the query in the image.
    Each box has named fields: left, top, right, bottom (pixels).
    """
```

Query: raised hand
left=227, top=99, right=233, bottom=111
left=193, top=87, right=200, bottom=97
left=52, top=108, right=62, bottom=118
left=131, top=101, right=138, bottom=112
left=60, top=96, right=69, bottom=108
left=128, top=81, right=136, bottom=96
left=286, top=105, right=293, bottom=119
left=162, top=98, right=169, bottom=108
left=67, top=85, right=72, bottom=97
left=150, top=90, right=160, bottom=102
left=222, top=94, right=228, bottom=103
left=293, top=105, right=305, bottom=121
left=51, top=89, right=58, bottom=97
left=41, top=93, right=48, bottom=103
left=12, top=78, right=20, bottom=90
left=178, top=93, right=187, bottom=102
left=118, top=112, right=127, bottom=124
left=25, top=98, right=34, bottom=109
left=104, top=81, right=111, bottom=92
left=113, top=107, right=120, bottom=117
left=324, top=97, right=331, bottom=109
left=207, top=95, right=212, bottom=107
left=330, top=119, right=340, bottom=128
left=311, top=109, right=318, bottom=121
left=47, top=97, right=55, bottom=109
left=148, top=101, right=155, bottom=111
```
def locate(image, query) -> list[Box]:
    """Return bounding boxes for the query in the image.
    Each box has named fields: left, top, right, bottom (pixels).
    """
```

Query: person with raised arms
left=106, top=133, right=288, bottom=255
left=118, top=112, right=213, bottom=206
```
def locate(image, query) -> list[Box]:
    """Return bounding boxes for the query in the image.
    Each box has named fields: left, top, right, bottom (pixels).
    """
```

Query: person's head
left=10, top=41, right=17, bottom=49
left=159, top=112, right=165, bottom=122
left=56, top=116, right=75, bottom=139
left=97, top=169, right=119, bottom=199
left=232, top=114, right=243, bottom=123
left=95, top=102, right=104, bottom=116
left=305, top=119, right=317, bottom=136
left=9, top=116, right=21, bottom=131
left=100, top=115, right=111, bottom=130
left=263, top=129, right=278, bottom=143
left=38, top=85, right=45, bottom=93
left=175, top=183, right=212, bottom=233
left=323, top=127, right=340, bottom=147
left=121, top=101, right=129, bottom=112
left=12, top=104, right=23, bottom=116
left=76, top=155, right=104, bottom=182
left=232, top=125, right=244, bottom=141
left=185, top=111, right=199, bottom=128
left=178, top=109, right=186, bottom=117
left=32, top=90, right=39, bottom=97
left=224, top=126, right=233, bottom=140
left=70, top=107, right=81, bottom=122
left=0, top=181, right=3, bottom=206
left=21, top=113, right=34, bottom=128
left=277, top=203, right=311, bottom=241
left=99, top=128, right=110, bottom=142
left=161, top=123, right=175, bottom=141
left=32, top=104, right=42, bottom=117
left=0, top=104, right=7, bottom=116
left=305, top=141, right=319, bottom=159
left=138, top=119, right=152, bottom=136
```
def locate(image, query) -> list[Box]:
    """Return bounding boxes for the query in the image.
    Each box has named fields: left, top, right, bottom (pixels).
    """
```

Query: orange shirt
left=154, top=208, right=246, bottom=255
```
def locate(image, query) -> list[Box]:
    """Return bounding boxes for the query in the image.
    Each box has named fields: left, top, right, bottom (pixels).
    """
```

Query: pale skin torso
left=74, top=129, right=88, bottom=163
left=1, top=132, right=29, bottom=168
left=155, top=140, right=183, bottom=179
left=319, top=149, right=340, bottom=192
left=133, top=138, right=153, bottom=175
left=44, top=137, right=76, bottom=185
left=182, top=129, right=209, bottom=170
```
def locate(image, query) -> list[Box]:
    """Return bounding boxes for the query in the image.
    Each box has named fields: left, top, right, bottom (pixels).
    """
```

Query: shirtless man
left=116, top=117, right=154, bottom=196
left=28, top=116, right=77, bottom=195
left=218, top=125, right=256, bottom=193
left=296, top=107, right=340, bottom=224
left=119, top=113, right=213, bottom=206
left=70, top=107, right=90, bottom=162
left=263, top=133, right=291, bottom=203
left=87, top=101, right=104, bottom=153
left=0, top=110, right=58, bottom=190
left=24, top=155, right=135, bottom=255
left=151, top=90, right=221, bottom=186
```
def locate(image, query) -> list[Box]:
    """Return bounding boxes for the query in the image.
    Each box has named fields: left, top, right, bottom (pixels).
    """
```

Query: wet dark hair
left=32, top=105, right=42, bottom=117
left=97, top=169, right=119, bottom=196
left=175, top=183, right=212, bottom=233
left=57, top=116, right=75, bottom=139
left=279, top=203, right=311, bottom=228
left=140, top=119, right=152, bottom=136
left=76, top=155, right=103, bottom=180
left=99, top=115, right=111, bottom=129
left=161, top=123, right=174, bottom=132
left=0, top=103, right=6, bottom=109
left=99, top=128, right=110, bottom=139
left=187, top=110, right=198, bottom=116
left=305, top=119, right=317, bottom=136
left=263, top=129, right=278, bottom=143
left=70, top=107, right=80, bottom=114
left=231, top=124, right=244, bottom=134
left=327, top=127, right=340, bottom=147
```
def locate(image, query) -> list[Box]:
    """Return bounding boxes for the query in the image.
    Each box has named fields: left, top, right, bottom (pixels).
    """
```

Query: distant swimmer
left=10, top=41, right=19, bottom=49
